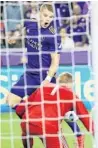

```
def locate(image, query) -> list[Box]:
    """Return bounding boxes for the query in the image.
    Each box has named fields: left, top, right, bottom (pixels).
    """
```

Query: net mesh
left=0, top=1, right=94, bottom=148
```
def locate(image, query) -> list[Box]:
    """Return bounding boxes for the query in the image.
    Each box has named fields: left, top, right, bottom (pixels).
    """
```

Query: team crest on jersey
left=49, top=26, right=55, bottom=34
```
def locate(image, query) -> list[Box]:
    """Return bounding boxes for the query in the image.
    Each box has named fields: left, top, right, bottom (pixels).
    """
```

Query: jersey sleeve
left=75, top=96, right=94, bottom=134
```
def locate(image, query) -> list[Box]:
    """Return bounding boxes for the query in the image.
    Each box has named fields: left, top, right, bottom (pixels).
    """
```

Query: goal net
left=0, top=1, right=96, bottom=148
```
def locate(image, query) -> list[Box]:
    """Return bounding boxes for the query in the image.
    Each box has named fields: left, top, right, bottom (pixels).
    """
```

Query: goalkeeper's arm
left=75, top=97, right=94, bottom=135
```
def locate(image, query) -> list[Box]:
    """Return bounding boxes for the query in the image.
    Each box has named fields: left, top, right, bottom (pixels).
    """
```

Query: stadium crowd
left=0, top=1, right=90, bottom=49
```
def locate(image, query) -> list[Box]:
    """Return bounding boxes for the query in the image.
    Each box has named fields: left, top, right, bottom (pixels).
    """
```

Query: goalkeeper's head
left=40, top=3, right=54, bottom=28
left=57, top=72, right=73, bottom=89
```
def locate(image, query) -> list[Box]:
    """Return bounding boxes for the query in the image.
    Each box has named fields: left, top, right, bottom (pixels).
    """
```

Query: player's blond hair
left=58, top=72, right=72, bottom=84
left=40, top=3, right=53, bottom=13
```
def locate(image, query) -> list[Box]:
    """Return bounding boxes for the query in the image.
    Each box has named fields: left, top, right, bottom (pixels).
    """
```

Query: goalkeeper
left=16, top=72, right=94, bottom=148
left=6, top=3, right=61, bottom=108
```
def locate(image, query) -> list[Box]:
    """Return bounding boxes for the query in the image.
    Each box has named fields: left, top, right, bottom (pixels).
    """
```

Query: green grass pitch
left=0, top=112, right=94, bottom=148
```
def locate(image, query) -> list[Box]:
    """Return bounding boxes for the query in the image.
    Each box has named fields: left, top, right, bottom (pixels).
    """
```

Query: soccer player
left=16, top=72, right=94, bottom=148
left=57, top=72, right=87, bottom=148
left=6, top=3, right=61, bottom=108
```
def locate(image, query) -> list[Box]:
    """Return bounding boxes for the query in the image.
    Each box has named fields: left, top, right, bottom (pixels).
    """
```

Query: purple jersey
left=60, top=3, right=70, bottom=17
left=11, top=21, right=61, bottom=98
left=66, top=24, right=86, bottom=43
left=73, top=26, right=85, bottom=43
left=77, top=17, right=86, bottom=32
left=24, top=21, right=61, bottom=72
left=77, top=2, right=89, bottom=15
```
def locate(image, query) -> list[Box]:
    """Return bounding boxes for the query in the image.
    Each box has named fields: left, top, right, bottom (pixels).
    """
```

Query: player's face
left=65, top=82, right=73, bottom=89
left=60, top=82, right=73, bottom=89
left=40, top=8, right=54, bottom=28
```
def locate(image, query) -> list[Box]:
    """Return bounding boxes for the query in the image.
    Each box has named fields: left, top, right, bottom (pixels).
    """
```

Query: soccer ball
left=64, top=111, right=79, bottom=122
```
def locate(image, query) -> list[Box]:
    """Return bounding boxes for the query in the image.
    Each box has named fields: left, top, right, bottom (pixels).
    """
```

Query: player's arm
left=42, top=32, right=61, bottom=85
left=47, top=52, right=60, bottom=80
left=42, top=53, right=60, bottom=85
left=75, top=97, right=94, bottom=135
left=49, top=52, right=60, bottom=76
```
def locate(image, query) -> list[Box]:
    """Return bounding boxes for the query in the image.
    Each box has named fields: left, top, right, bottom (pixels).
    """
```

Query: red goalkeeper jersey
left=16, top=84, right=94, bottom=133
